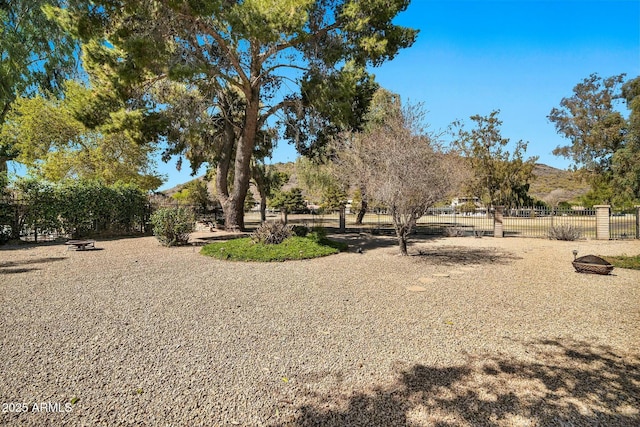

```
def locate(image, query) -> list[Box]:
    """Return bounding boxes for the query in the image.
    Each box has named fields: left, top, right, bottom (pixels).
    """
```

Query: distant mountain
left=528, top=163, right=589, bottom=203
left=162, top=162, right=590, bottom=205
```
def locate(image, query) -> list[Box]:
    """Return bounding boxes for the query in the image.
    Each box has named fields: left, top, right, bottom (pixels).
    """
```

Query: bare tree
left=337, top=102, right=460, bottom=255
left=544, top=188, right=573, bottom=209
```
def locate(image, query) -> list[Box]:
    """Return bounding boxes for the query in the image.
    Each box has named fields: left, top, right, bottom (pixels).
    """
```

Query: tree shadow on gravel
left=414, top=246, right=522, bottom=266
left=0, top=267, right=41, bottom=274
left=0, top=257, right=66, bottom=268
left=0, top=257, right=67, bottom=274
left=328, top=232, right=446, bottom=253
left=0, top=240, right=66, bottom=251
left=274, top=339, right=639, bottom=427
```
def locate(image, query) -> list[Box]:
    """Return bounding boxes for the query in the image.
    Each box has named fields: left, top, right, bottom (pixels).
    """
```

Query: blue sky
left=370, top=0, right=640, bottom=165
left=236, top=0, right=639, bottom=193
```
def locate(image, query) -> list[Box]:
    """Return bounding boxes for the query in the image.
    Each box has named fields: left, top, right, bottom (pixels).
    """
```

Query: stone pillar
left=339, top=208, right=346, bottom=233
left=493, top=206, right=504, bottom=238
left=594, top=205, right=610, bottom=240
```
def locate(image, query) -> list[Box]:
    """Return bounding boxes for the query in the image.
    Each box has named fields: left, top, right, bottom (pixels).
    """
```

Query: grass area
left=601, top=254, right=640, bottom=270
left=200, top=235, right=348, bottom=262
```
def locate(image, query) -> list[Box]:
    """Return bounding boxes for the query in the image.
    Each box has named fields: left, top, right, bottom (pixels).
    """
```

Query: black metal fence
left=609, top=213, right=638, bottom=239
left=502, top=207, right=597, bottom=239
left=242, top=206, right=639, bottom=240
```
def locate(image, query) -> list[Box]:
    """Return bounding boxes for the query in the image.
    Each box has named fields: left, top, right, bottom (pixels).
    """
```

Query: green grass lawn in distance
left=601, top=254, right=640, bottom=270
left=200, top=236, right=348, bottom=262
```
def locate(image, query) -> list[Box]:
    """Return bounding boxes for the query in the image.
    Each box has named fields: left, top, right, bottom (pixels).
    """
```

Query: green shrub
left=307, top=226, right=327, bottom=243
left=251, top=221, right=292, bottom=245
left=201, top=236, right=346, bottom=261
left=548, top=224, right=583, bottom=241
left=291, top=224, right=309, bottom=237
left=150, top=207, right=195, bottom=246
left=1, top=178, right=149, bottom=240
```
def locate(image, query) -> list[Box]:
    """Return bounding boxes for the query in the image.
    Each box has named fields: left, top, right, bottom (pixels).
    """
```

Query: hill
left=528, top=163, right=589, bottom=203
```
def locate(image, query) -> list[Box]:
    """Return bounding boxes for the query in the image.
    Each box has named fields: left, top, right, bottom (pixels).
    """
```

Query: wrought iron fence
left=36, top=201, right=633, bottom=241
left=242, top=208, right=494, bottom=236
left=9, top=199, right=624, bottom=242
left=338, top=208, right=494, bottom=236
left=502, top=207, right=597, bottom=239
left=244, top=206, right=639, bottom=240
left=609, top=212, right=638, bottom=239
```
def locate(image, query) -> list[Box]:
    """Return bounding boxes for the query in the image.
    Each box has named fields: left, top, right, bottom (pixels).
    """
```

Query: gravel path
left=1, top=234, right=639, bottom=426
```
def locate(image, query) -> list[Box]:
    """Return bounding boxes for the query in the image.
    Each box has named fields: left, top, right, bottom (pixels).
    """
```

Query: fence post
left=635, top=205, right=640, bottom=240
left=594, top=205, right=610, bottom=240
left=494, top=206, right=504, bottom=238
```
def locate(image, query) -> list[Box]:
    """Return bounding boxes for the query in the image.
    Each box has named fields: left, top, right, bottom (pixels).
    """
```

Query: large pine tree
left=66, top=0, right=418, bottom=230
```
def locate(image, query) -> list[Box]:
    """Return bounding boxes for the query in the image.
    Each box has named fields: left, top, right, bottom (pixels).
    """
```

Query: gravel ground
left=1, top=233, right=639, bottom=426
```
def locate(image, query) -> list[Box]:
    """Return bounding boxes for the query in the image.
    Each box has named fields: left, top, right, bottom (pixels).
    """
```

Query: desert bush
left=548, top=224, right=583, bottom=241
left=150, top=207, right=195, bottom=246
left=443, top=226, right=466, bottom=237
left=251, top=221, right=293, bottom=245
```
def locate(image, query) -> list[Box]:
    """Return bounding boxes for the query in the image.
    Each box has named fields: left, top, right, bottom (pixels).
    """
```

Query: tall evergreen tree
left=66, top=0, right=417, bottom=230
left=612, top=76, right=640, bottom=205
left=548, top=73, right=628, bottom=205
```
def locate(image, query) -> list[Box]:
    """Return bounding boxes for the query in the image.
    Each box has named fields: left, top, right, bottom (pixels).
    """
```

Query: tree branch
left=258, top=99, right=299, bottom=128
left=192, top=18, right=251, bottom=93
left=261, top=62, right=309, bottom=79
left=262, top=22, right=340, bottom=61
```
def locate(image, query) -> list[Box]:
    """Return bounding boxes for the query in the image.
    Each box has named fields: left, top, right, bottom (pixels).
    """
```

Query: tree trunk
left=397, top=229, right=408, bottom=256
left=224, top=79, right=261, bottom=231
left=215, top=121, right=235, bottom=230
left=355, top=186, right=367, bottom=225
left=392, top=211, right=409, bottom=256
left=252, top=165, right=268, bottom=223
left=355, top=199, right=367, bottom=225
left=226, top=193, right=247, bottom=231
left=392, top=211, right=419, bottom=256
left=221, top=197, right=243, bottom=231
left=259, top=193, right=267, bottom=223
